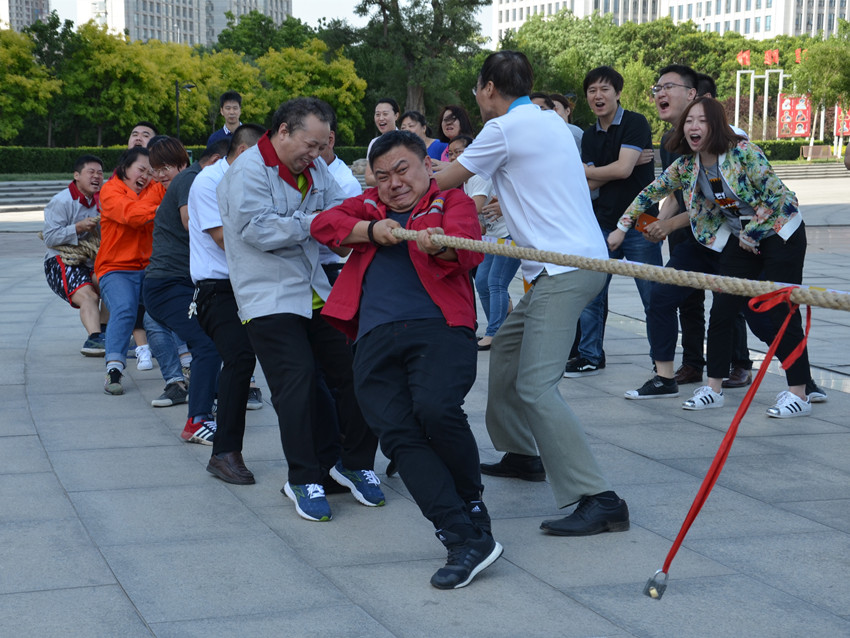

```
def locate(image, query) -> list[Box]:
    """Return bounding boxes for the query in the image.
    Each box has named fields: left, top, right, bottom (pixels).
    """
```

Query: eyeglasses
left=442, top=114, right=458, bottom=125
left=471, top=87, right=477, bottom=97
left=152, top=165, right=174, bottom=176
left=650, top=82, right=694, bottom=96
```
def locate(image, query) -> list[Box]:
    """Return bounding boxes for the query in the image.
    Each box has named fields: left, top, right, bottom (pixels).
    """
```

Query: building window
left=716, top=20, right=721, bottom=29
left=706, top=1, right=711, bottom=15
left=744, top=17, right=750, bottom=31
left=519, top=7, right=523, bottom=18
left=678, top=4, right=683, bottom=17
left=697, top=3, right=702, bottom=15
left=745, top=0, right=751, bottom=9
left=670, top=6, right=675, bottom=16
left=498, top=10, right=502, bottom=21
left=765, top=14, right=772, bottom=28
left=755, top=15, right=760, bottom=30
left=725, top=19, right=730, bottom=28
left=734, top=17, right=740, bottom=28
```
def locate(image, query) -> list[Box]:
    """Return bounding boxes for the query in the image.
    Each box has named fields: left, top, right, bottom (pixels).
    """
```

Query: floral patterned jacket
left=617, top=140, right=801, bottom=252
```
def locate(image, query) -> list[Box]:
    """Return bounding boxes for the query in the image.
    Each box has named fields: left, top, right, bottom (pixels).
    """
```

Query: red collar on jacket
left=258, top=132, right=314, bottom=193
left=68, top=180, right=99, bottom=209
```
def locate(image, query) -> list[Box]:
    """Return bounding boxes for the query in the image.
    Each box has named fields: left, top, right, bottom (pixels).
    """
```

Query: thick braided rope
left=391, top=228, right=850, bottom=312
left=36, top=233, right=100, bottom=266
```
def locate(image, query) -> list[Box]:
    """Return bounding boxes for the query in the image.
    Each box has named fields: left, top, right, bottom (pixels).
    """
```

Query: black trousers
left=353, top=319, right=482, bottom=532
left=709, top=225, right=809, bottom=385
left=246, top=310, right=378, bottom=485
left=195, top=280, right=256, bottom=455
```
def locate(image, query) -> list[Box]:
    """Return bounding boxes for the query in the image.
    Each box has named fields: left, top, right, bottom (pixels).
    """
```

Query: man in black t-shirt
left=565, top=65, right=662, bottom=378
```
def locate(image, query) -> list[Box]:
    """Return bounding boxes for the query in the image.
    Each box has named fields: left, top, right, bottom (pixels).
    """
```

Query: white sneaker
left=766, top=391, right=812, bottom=418
left=135, top=345, right=153, bottom=371
left=683, top=385, right=724, bottom=410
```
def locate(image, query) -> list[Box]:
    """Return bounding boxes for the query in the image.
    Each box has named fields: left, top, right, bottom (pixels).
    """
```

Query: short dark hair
left=220, top=91, right=242, bottom=108
left=478, top=50, right=534, bottom=100
left=530, top=92, right=555, bottom=110
left=437, top=105, right=475, bottom=142
left=227, top=123, right=265, bottom=156
left=657, top=64, right=698, bottom=90
left=115, top=147, right=149, bottom=181
left=368, top=130, right=427, bottom=168
left=695, top=73, right=718, bottom=98
left=583, top=66, right=624, bottom=95
left=200, top=139, right=230, bottom=162
left=270, top=97, right=334, bottom=137
left=550, top=94, right=576, bottom=122
left=400, top=110, right=427, bottom=129
left=375, top=97, right=400, bottom=115
left=448, top=134, right=474, bottom=149
left=148, top=136, right=190, bottom=169
left=133, top=120, right=158, bottom=135
left=73, top=154, right=103, bottom=173
left=666, top=97, right=743, bottom=156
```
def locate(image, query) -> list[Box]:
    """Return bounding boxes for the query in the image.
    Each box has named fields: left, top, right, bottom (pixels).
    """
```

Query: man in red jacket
left=311, top=130, right=502, bottom=590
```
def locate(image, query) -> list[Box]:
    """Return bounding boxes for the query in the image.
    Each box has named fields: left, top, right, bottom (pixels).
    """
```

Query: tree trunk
left=406, top=84, right=424, bottom=115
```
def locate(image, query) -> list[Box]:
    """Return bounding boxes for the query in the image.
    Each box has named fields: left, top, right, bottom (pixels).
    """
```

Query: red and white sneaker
left=181, top=417, right=216, bottom=445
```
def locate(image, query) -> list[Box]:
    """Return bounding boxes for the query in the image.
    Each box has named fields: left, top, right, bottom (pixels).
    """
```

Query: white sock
left=107, top=361, right=125, bottom=372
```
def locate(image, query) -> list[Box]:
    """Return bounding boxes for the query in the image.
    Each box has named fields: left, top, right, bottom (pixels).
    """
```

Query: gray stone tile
left=33, top=411, right=179, bottom=452
left=0, top=472, right=78, bottom=523
left=100, top=533, right=346, bottom=623
left=567, top=574, right=850, bottom=638
left=661, top=452, right=850, bottom=503
left=689, top=531, right=850, bottom=616
left=0, top=518, right=115, bottom=594
left=322, top=557, right=628, bottom=638
left=0, top=585, right=152, bottom=638
left=776, top=498, right=850, bottom=533
left=49, top=445, right=208, bottom=492
left=0, top=434, right=51, bottom=474
left=0, top=407, right=35, bottom=437
left=69, top=483, right=271, bottom=546
left=150, top=605, right=396, bottom=638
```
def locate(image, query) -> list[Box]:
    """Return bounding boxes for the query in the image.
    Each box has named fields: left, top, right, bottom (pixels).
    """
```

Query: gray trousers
left=485, top=269, right=612, bottom=508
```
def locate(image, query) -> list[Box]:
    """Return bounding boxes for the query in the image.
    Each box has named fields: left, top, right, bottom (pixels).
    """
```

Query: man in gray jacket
left=217, top=97, right=383, bottom=522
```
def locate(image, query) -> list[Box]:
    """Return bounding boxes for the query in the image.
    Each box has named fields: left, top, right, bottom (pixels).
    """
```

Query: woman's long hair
left=666, top=96, right=744, bottom=157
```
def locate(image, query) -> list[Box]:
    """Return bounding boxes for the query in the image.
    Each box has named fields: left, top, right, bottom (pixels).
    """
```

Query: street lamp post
left=175, top=80, right=196, bottom=139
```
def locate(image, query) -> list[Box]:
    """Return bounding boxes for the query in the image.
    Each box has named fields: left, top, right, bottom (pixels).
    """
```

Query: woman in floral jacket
left=608, top=96, right=813, bottom=418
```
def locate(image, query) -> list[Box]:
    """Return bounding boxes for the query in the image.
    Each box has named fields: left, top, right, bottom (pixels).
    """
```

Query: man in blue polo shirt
left=564, top=65, right=662, bottom=378
left=207, top=91, right=243, bottom=146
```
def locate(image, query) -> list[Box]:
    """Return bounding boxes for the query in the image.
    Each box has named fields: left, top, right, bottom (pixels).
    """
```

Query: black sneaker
left=480, top=452, right=546, bottom=481
left=430, top=529, right=503, bottom=589
left=540, top=495, right=630, bottom=536
left=624, top=375, right=679, bottom=400
left=151, top=381, right=189, bottom=407
left=563, top=357, right=602, bottom=378
left=805, top=378, right=828, bottom=403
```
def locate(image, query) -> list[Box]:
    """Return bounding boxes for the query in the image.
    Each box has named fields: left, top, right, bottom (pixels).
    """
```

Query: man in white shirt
left=436, top=50, right=630, bottom=537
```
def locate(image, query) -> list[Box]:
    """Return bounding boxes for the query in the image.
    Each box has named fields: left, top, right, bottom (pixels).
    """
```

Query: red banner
left=836, top=106, right=850, bottom=137
left=764, top=49, right=779, bottom=65
left=778, top=93, right=811, bottom=138
left=795, top=48, right=807, bottom=64
left=736, top=50, right=751, bottom=66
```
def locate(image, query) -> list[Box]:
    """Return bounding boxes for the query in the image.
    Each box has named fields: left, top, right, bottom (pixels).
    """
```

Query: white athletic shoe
left=135, top=344, right=153, bottom=371
left=683, top=385, right=724, bottom=410
left=766, top=391, right=812, bottom=418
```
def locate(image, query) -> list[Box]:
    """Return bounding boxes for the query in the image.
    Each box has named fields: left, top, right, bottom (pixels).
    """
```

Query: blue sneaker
left=330, top=461, right=386, bottom=507
left=282, top=482, right=332, bottom=521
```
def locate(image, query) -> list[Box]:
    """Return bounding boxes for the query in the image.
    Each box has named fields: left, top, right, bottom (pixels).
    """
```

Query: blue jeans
left=474, top=250, right=521, bottom=337
left=577, top=226, right=662, bottom=363
left=99, top=270, right=183, bottom=383
left=143, top=276, right=221, bottom=419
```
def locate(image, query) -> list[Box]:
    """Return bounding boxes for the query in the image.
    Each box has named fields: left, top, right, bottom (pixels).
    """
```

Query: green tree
left=194, top=49, right=264, bottom=137
left=255, top=40, right=367, bottom=143
left=0, top=28, right=61, bottom=142
left=793, top=21, right=850, bottom=112
left=216, top=11, right=315, bottom=59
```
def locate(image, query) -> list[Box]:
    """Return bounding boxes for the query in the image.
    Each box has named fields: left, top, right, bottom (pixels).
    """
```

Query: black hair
left=375, top=97, right=400, bottom=115
left=583, top=66, right=624, bottom=94
left=73, top=154, right=103, bottom=173
left=695, top=73, right=718, bottom=98
left=368, top=130, right=427, bottom=168
left=227, top=123, right=266, bottom=157
left=133, top=121, right=158, bottom=135
left=666, top=97, right=743, bottom=156
left=478, top=50, right=534, bottom=99
left=115, top=147, right=149, bottom=181
left=530, top=92, right=555, bottom=109
left=220, top=91, right=242, bottom=108
left=201, top=139, right=230, bottom=162
left=437, top=105, right=475, bottom=142
left=657, top=64, right=698, bottom=91
left=270, top=97, right=334, bottom=137
left=448, top=134, right=475, bottom=148
left=400, top=110, right=428, bottom=128
left=148, top=136, right=190, bottom=169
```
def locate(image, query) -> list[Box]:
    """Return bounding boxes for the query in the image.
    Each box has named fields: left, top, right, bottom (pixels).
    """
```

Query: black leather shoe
left=722, top=366, right=753, bottom=388
left=207, top=451, right=255, bottom=485
left=480, top=453, right=546, bottom=482
left=674, top=363, right=703, bottom=385
left=540, top=495, right=630, bottom=536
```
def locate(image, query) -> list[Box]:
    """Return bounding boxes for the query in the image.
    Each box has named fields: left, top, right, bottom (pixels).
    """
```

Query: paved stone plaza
left=1, top=176, right=848, bottom=637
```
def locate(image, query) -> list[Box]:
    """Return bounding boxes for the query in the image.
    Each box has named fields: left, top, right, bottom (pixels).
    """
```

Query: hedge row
left=0, top=146, right=370, bottom=174
left=0, top=140, right=828, bottom=173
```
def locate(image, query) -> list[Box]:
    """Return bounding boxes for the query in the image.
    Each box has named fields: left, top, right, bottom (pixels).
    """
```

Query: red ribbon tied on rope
left=644, top=286, right=811, bottom=600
